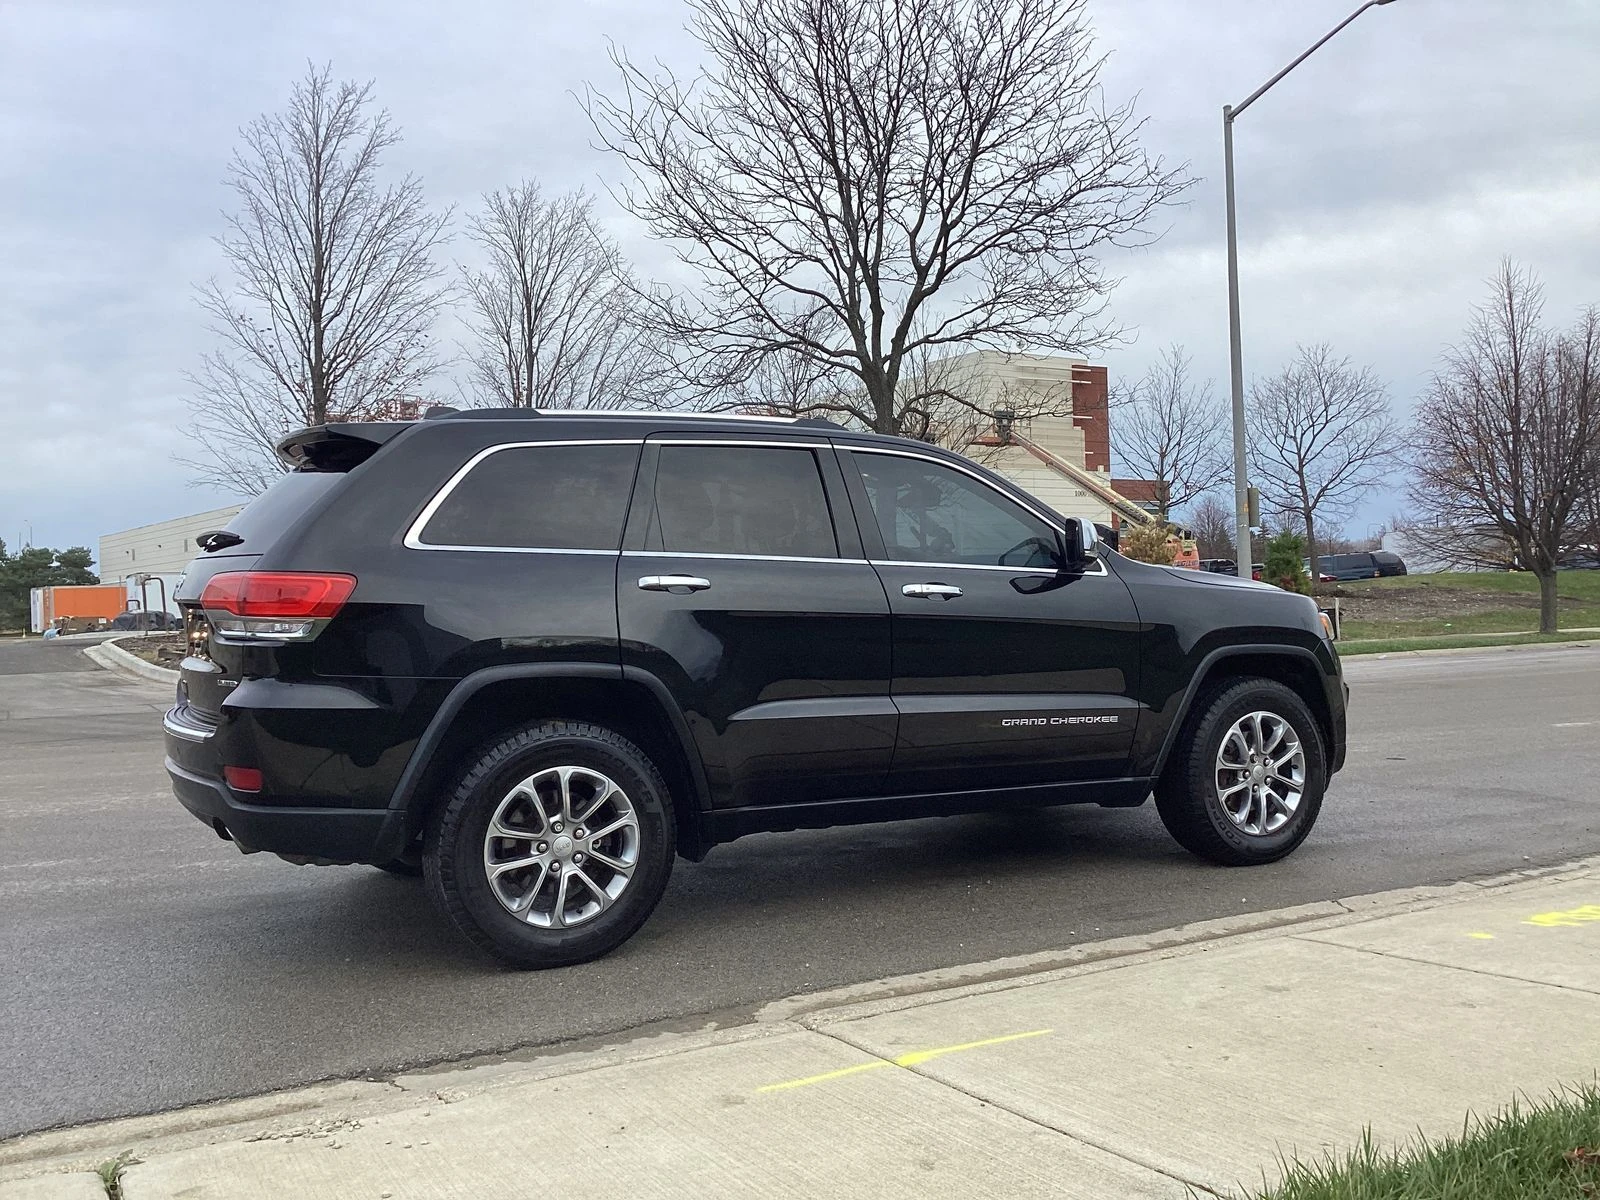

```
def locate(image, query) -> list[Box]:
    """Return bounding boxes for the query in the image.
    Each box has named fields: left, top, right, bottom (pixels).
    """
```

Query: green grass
left=1336, top=572, right=1600, bottom=639
left=96, top=1150, right=138, bottom=1198
left=1240, top=1085, right=1600, bottom=1200
left=1339, top=630, right=1600, bottom=655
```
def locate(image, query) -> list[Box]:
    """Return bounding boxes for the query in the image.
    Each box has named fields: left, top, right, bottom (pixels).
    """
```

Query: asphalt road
left=3, top=636, right=1598, bottom=1140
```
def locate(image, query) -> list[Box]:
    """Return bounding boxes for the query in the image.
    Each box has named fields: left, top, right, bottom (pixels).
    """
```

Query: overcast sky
left=3, top=0, right=1597, bottom=556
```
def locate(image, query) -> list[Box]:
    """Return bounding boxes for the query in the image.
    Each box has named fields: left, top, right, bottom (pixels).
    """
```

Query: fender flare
left=1147, top=644, right=1334, bottom=780
left=371, top=662, right=712, bottom=861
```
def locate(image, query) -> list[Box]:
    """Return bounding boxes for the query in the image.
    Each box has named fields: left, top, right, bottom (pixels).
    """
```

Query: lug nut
left=550, top=861, right=561, bottom=872
left=575, top=828, right=585, bottom=838
left=573, top=853, right=585, bottom=864
left=537, top=842, right=548, bottom=853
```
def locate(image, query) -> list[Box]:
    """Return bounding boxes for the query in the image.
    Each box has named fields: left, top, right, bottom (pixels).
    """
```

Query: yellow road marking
left=1525, top=905, right=1600, bottom=928
left=1466, top=932, right=1495, bottom=940
left=759, top=1029, right=1052, bottom=1093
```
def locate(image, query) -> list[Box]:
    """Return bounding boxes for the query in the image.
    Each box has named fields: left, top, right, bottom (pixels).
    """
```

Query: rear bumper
left=166, top=756, right=393, bottom=864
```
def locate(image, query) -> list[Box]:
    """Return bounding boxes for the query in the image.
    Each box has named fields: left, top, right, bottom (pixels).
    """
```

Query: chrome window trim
left=869, top=557, right=1108, bottom=578
left=650, top=438, right=834, bottom=449
left=404, top=439, right=643, bottom=553
left=625, top=550, right=869, bottom=566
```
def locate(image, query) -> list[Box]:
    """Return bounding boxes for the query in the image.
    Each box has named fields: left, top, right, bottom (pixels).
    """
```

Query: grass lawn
left=1245, top=1085, right=1600, bottom=1200
left=1334, top=571, right=1600, bottom=639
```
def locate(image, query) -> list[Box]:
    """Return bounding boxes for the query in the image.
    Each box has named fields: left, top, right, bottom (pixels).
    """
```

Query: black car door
left=616, top=437, right=895, bottom=810
left=841, top=447, right=1144, bottom=796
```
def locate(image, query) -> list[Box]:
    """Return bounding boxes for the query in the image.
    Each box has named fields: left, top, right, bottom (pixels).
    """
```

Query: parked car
left=1371, top=550, right=1407, bottom=577
left=1199, top=559, right=1237, bottom=575
left=1309, top=553, right=1384, bottom=582
left=163, top=409, right=1348, bottom=967
left=111, top=610, right=179, bottom=631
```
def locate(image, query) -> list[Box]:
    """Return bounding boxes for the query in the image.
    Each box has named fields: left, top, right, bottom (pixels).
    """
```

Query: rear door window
left=645, top=445, right=838, bottom=558
left=415, top=443, right=640, bottom=550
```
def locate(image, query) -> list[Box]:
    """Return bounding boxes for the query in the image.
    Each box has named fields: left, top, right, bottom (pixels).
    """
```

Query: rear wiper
left=196, top=529, right=244, bottom=553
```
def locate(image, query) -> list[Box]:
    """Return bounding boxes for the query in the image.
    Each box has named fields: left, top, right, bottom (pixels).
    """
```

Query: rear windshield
left=211, top=471, right=344, bottom=552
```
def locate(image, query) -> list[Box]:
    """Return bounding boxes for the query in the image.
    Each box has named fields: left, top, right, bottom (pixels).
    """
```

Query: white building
left=98, top=504, right=244, bottom=613
left=933, top=350, right=1159, bottom=528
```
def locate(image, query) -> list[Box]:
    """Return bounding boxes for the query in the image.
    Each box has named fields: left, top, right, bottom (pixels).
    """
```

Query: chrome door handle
left=902, top=582, right=963, bottom=600
left=637, top=574, right=712, bottom=593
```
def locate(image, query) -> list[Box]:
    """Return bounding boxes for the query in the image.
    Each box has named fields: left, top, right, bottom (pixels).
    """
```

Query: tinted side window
left=647, top=445, right=838, bottom=558
left=853, top=452, right=1060, bottom=568
left=418, top=443, right=639, bottom=549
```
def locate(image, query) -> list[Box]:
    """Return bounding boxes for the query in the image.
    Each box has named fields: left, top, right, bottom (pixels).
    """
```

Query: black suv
left=164, top=410, right=1347, bottom=967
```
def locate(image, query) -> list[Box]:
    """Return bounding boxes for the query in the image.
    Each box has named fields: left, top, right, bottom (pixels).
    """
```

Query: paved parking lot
left=1, top=637, right=1597, bottom=1139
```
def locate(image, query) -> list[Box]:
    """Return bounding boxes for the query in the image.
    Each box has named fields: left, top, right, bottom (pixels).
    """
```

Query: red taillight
left=201, top=572, right=356, bottom=619
left=224, top=765, right=263, bottom=793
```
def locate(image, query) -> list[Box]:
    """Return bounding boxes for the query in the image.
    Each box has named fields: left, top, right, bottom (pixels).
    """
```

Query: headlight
left=1319, top=611, right=1337, bottom=641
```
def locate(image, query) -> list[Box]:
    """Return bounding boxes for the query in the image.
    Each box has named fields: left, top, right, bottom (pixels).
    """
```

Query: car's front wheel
left=423, top=721, right=675, bottom=968
left=1154, top=678, right=1325, bottom=866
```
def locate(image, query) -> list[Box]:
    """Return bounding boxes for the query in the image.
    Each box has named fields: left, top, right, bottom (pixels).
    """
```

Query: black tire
left=1154, top=678, right=1326, bottom=866
left=423, top=720, right=675, bottom=968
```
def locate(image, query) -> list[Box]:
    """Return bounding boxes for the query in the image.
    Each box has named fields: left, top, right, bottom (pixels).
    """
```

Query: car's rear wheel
left=423, top=721, right=675, bottom=968
left=1154, top=678, right=1325, bottom=866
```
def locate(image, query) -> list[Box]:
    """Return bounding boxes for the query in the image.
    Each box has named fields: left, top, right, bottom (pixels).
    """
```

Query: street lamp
left=1223, top=0, right=1401, bottom=578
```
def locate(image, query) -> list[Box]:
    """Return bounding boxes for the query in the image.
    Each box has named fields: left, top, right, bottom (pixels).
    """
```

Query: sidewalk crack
left=809, top=1026, right=1226, bottom=1197
left=1293, top=935, right=1600, bottom=997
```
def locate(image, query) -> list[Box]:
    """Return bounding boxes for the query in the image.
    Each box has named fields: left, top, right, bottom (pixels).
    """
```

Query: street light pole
left=1223, top=0, right=1400, bottom=579
left=1223, top=106, right=1249, bottom=578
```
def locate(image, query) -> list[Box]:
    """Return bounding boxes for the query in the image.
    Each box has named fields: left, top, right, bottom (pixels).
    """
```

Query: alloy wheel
left=1213, top=711, right=1305, bottom=836
left=482, top=766, right=640, bottom=927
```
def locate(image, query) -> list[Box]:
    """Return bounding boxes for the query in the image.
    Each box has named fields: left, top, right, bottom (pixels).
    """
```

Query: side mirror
left=1064, top=517, right=1099, bottom=566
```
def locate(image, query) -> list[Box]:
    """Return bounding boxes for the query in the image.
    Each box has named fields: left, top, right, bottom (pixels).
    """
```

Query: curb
left=83, top=637, right=179, bottom=685
left=1341, top=637, right=1600, bottom=660
left=5, top=854, right=1597, bottom=1182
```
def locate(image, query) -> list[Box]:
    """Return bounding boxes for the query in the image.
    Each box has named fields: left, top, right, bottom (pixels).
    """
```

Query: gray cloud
left=3, top=0, right=1596, bottom=552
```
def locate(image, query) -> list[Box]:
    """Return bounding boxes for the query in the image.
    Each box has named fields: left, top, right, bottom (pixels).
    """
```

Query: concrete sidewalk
left=5, top=860, right=1599, bottom=1200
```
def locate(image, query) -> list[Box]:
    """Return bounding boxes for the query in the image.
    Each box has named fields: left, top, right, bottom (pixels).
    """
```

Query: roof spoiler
left=275, top=423, right=413, bottom=471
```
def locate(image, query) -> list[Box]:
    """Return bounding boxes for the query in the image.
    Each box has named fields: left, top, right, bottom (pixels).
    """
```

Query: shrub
left=1263, top=530, right=1311, bottom=594
left=1119, top=521, right=1176, bottom=565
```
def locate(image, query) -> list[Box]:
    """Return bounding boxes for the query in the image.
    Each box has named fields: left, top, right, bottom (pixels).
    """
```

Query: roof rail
left=417, top=407, right=851, bottom=429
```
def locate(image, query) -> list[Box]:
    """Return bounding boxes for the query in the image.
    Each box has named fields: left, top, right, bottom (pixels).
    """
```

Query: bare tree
left=1410, top=263, right=1600, bottom=632
left=585, top=0, right=1189, bottom=437
left=718, top=334, right=1073, bottom=458
left=1186, top=493, right=1236, bottom=561
left=1248, top=344, right=1400, bottom=581
left=184, top=64, right=451, bottom=493
left=1114, top=346, right=1228, bottom=518
left=461, top=183, right=663, bottom=409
